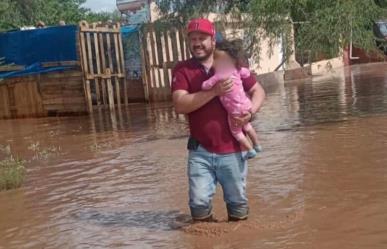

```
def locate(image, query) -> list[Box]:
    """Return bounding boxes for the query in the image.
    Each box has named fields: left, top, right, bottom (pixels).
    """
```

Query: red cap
left=187, top=18, right=215, bottom=37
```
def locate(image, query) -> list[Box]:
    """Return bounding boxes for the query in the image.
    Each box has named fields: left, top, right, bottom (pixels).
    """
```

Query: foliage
left=156, top=0, right=387, bottom=61
left=28, top=142, right=62, bottom=160
left=84, top=10, right=122, bottom=24
left=0, top=0, right=87, bottom=31
left=0, top=156, right=26, bottom=191
left=0, top=0, right=121, bottom=32
left=375, top=0, right=387, bottom=8
left=0, top=145, right=26, bottom=191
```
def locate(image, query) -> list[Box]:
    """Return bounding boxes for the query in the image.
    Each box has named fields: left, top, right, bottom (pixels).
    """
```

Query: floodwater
left=0, top=63, right=387, bottom=249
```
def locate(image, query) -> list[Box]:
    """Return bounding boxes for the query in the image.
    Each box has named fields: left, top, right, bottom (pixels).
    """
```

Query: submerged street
left=0, top=63, right=386, bottom=249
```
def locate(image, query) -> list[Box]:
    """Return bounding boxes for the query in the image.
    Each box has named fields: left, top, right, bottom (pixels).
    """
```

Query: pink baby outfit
left=202, top=67, right=253, bottom=142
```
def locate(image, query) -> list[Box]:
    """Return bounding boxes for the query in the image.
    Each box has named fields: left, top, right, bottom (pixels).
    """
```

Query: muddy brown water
left=1, top=63, right=387, bottom=249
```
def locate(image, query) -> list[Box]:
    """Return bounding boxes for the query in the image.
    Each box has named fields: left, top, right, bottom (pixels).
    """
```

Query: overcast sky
left=83, top=0, right=117, bottom=12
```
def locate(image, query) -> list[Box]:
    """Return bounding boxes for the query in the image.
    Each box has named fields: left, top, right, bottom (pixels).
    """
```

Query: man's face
left=188, top=31, right=215, bottom=61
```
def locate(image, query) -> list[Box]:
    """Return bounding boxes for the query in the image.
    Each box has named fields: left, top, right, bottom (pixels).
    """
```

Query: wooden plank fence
left=0, top=71, right=87, bottom=119
left=79, top=21, right=127, bottom=112
left=140, top=24, right=190, bottom=102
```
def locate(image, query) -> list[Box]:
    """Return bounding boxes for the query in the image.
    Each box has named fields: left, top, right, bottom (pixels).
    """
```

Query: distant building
left=116, top=0, right=158, bottom=24
left=116, top=0, right=147, bottom=12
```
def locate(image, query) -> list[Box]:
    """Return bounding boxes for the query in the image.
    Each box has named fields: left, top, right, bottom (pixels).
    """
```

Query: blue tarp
left=0, top=25, right=78, bottom=79
left=121, top=25, right=139, bottom=34
left=121, top=25, right=142, bottom=79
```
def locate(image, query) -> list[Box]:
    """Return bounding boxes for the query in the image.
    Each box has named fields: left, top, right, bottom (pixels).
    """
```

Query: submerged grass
left=0, top=155, right=26, bottom=191
left=0, top=144, right=26, bottom=191
left=28, top=142, right=61, bottom=160
left=0, top=141, right=62, bottom=191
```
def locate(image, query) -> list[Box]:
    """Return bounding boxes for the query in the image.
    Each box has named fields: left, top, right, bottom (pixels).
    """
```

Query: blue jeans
left=187, top=145, right=249, bottom=220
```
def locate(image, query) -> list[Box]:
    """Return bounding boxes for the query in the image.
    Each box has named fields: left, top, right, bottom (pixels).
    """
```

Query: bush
left=0, top=156, right=26, bottom=191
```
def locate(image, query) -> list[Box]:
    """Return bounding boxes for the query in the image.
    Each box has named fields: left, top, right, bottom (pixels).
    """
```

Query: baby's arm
left=202, top=74, right=221, bottom=90
left=239, top=67, right=251, bottom=79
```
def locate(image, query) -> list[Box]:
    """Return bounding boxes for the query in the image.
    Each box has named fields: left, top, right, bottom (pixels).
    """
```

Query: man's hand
left=212, top=78, right=233, bottom=96
left=230, top=112, right=252, bottom=128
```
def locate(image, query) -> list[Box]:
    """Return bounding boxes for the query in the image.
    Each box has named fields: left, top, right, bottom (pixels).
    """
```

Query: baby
left=202, top=40, right=261, bottom=159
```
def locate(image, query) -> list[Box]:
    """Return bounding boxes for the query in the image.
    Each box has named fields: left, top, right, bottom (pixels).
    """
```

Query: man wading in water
left=172, top=18, right=265, bottom=222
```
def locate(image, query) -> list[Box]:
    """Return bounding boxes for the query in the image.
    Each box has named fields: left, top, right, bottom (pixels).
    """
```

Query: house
left=116, top=0, right=159, bottom=24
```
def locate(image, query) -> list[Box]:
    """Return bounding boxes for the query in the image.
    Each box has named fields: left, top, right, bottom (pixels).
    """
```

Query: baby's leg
left=228, top=116, right=256, bottom=159
left=243, top=123, right=262, bottom=152
left=243, top=123, right=259, bottom=146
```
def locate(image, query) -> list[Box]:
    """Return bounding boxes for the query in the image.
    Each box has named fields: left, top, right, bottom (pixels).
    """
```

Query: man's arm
left=173, top=89, right=216, bottom=114
left=173, top=79, right=234, bottom=114
left=248, top=83, right=266, bottom=114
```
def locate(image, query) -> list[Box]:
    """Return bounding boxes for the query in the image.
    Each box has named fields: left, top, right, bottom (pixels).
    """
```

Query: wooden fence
left=140, top=24, right=191, bottom=102
left=79, top=21, right=127, bottom=112
left=0, top=71, right=87, bottom=119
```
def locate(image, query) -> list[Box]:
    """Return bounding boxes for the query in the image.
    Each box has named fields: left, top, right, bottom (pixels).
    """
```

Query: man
left=171, top=18, right=265, bottom=222
left=36, top=21, right=46, bottom=28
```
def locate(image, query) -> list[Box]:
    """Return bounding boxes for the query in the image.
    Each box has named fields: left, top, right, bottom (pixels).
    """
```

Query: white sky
left=83, top=0, right=117, bottom=12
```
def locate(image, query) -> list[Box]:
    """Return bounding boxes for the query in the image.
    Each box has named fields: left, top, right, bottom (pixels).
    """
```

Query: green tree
left=375, top=0, right=387, bottom=8
left=12, top=0, right=88, bottom=26
left=0, top=0, right=121, bottom=32
left=85, top=10, right=122, bottom=23
left=0, top=1, right=24, bottom=30
left=156, top=0, right=387, bottom=61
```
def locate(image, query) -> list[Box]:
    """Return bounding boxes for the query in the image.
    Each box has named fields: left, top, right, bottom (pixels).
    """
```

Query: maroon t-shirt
left=171, top=58, right=257, bottom=154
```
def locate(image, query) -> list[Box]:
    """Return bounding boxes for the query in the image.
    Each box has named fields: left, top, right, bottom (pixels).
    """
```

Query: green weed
left=0, top=155, right=26, bottom=191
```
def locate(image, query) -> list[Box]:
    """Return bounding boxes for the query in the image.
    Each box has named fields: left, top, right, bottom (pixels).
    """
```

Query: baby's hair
left=215, top=39, right=247, bottom=69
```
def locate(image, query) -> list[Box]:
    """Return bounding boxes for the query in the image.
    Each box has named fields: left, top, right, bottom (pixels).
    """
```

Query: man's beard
left=190, top=45, right=214, bottom=61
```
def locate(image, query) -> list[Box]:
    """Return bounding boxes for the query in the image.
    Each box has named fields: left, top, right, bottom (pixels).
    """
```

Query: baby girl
left=202, top=40, right=261, bottom=159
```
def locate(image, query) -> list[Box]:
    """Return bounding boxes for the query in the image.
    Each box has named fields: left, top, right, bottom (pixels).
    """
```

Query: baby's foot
left=254, top=144, right=263, bottom=153
left=245, top=149, right=257, bottom=160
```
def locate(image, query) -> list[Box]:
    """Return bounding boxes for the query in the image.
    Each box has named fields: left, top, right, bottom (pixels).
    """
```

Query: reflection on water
left=0, top=63, right=387, bottom=249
